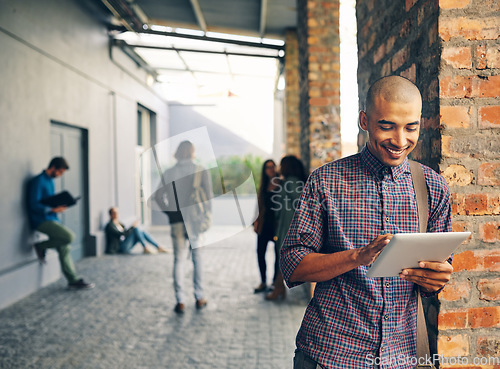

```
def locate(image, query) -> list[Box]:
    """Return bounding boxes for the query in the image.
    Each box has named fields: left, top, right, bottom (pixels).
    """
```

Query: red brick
left=439, top=76, right=473, bottom=98
left=443, top=165, right=473, bottom=186
left=484, top=250, right=500, bottom=272
left=479, top=105, right=500, bottom=128
left=465, top=194, right=490, bottom=215
left=477, top=45, right=487, bottom=69
left=453, top=193, right=500, bottom=216
left=478, top=278, right=500, bottom=301
left=477, top=336, right=500, bottom=357
left=381, top=60, right=391, bottom=77
left=440, top=106, right=470, bottom=128
left=452, top=221, right=472, bottom=234
left=385, top=36, right=396, bottom=55
left=373, top=43, right=385, bottom=64
left=469, top=306, right=500, bottom=329
left=439, top=17, right=500, bottom=42
left=400, top=19, right=411, bottom=38
left=400, top=64, right=416, bottom=83
left=438, top=334, right=469, bottom=357
left=442, top=46, right=472, bottom=69
left=392, top=47, right=408, bottom=71
left=472, top=75, right=500, bottom=98
left=478, top=163, right=500, bottom=186
left=309, top=97, right=330, bottom=106
left=453, top=250, right=482, bottom=272
left=406, top=0, right=418, bottom=11
left=486, top=45, right=500, bottom=68
left=440, top=280, right=471, bottom=301
left=439, top=0, right=470, bottom=8
left=479, top=222, right=500, bottom=243
left=439, top=309, right=468, bottom=329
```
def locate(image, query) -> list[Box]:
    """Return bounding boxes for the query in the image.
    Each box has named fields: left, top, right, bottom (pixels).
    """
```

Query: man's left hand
left=399, top=261, right=453, bottom=293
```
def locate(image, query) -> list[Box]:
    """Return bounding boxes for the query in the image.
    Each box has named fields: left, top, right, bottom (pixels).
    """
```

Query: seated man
left=105, top=207, right=169, bottom=254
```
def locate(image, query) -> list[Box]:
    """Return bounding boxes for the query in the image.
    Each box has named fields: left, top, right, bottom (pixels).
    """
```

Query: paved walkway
left=0, top=227, right=310, bottom=369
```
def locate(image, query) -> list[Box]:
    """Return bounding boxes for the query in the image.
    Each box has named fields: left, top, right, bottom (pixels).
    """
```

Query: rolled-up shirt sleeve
left=280, top=171, right=326, bottom=288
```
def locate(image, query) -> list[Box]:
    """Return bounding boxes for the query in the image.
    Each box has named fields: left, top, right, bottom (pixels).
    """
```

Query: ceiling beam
left=113, top=40, right=282, bottom=59
left=140, top=29, right=284, bottom=51
left=259, top=0, right=268, bottom=37
left=189, top=0, right=208, bottom=33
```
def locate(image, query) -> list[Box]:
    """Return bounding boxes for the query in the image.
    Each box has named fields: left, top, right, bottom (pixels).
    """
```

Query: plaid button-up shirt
left=280, top=146, right=451, bottom=369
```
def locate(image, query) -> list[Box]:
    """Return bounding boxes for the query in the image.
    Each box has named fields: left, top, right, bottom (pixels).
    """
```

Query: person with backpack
left=156, top=141, right=213, bottom=314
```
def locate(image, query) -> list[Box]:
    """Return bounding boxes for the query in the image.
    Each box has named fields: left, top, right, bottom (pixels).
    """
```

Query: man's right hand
left=51, top=206, right=67, bottom=213
left=355, top=234, right=393, bottom=266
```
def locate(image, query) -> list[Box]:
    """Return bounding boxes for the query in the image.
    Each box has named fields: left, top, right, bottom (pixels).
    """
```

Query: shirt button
left=384, top=185, right=388, bottom=190
left=385, top=282, right=390, bottom=288
left=381, top=346, right=385, bottom=352
left=385, top=217, right=390, bottom=222
left=384, top=314, right=389, bottom=320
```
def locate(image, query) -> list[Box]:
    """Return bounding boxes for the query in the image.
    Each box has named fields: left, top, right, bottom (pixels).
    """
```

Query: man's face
left=48, top=167, right=66, bottom=178
left=359, top=96, right=421, bottom=167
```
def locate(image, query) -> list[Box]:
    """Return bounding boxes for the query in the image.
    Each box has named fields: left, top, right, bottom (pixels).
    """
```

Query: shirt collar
left=360, top=145, right=411, bottom=181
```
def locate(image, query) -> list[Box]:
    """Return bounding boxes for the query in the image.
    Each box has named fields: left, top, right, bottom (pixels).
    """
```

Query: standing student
left=280, top=76, right=452, bottom=368
left=28, top=157, right=94, bottom=290
left=156, top=141, right=212, bottom=314
left=265, top=155, right=307, bottom=301
left=253, top=159, right=280, bottom=293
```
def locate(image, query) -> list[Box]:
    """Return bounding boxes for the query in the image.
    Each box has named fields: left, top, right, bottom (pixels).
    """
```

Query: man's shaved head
left=365, top=76, right=422, bottom=116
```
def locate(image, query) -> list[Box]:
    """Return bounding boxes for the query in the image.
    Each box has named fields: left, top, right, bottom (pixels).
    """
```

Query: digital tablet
left=365, top=232, right=471, bottom=278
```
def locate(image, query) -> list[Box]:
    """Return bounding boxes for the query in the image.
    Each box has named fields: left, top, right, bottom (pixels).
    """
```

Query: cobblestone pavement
left=0, top=227, right=310, bottom=369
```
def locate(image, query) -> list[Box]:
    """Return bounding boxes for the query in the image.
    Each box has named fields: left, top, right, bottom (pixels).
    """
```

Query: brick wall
left=356, top=0, right=500, bottom=366
left=297, top=0, right=341, bottom=171
left=285, top=30, right=301, bottom=158
left=437, top=1, right=500, bottom=366
left=356, top=0, right=441, bottom=171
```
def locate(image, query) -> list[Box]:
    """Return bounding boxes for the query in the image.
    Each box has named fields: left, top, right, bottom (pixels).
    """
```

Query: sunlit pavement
left=0, top=226, right=309, bottom=369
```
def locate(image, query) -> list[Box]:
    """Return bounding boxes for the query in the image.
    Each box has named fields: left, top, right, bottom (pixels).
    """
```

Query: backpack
left=186, top=168, right=211, bottom=234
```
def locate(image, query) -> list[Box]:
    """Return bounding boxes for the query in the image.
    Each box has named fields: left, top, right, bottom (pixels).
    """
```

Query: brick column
left=284, top=30, right=301, bottom=158
left=297, top=0, right=341, bottom=171
left=437, top=1, right=500, bottom=363
left=307, top=0, right=341, bottom=169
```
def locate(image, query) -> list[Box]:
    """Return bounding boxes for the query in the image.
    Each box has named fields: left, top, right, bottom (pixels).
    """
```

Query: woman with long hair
left=265, top=155, right=307, bottom=300
left=253, top=159, right=280, bottom=293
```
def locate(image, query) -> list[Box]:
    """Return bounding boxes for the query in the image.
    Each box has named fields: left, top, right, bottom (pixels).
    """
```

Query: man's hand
left=51, top=206, right=67, bottom=213
left=355, top=234, right=393, bottom=266
left=400, top=261, right=453, bottom=292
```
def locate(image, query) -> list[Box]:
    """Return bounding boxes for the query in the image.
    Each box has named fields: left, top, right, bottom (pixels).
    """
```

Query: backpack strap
left=409, top=160, right=435, bottom=368
left=193, top=166, right=202, bottom=189
left=409, top=160, right=429, bottom=234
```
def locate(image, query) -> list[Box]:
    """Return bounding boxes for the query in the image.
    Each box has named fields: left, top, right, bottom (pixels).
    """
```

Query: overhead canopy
left=86, top=0, right=295, bottom=102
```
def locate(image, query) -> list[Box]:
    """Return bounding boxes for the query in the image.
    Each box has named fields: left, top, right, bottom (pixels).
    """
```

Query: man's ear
left=359, top=111, right=368, bottom=131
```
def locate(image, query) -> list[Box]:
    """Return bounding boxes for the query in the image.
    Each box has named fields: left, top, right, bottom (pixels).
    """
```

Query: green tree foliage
left=211, top=155, right=264, bottom=196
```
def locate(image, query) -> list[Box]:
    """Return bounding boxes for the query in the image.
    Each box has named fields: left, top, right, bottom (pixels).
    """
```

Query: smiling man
left=280, top=76, right=452, bottom=369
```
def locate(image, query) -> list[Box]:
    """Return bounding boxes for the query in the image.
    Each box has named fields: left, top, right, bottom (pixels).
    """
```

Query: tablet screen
left=366, top=232, right=470, bottom=278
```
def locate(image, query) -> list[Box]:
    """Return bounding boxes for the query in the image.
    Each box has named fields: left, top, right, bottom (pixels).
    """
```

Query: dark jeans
left=256, top=231, right=277, bottom=284
left=293, top=350, right=322, bottom=369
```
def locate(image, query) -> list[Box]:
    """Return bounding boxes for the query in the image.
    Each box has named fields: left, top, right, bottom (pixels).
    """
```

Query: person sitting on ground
left=105, top=207, right=169, bottom=255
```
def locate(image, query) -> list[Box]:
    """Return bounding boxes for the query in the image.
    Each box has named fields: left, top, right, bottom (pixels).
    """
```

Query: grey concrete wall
left=0, top=0, right=169, bottom=309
